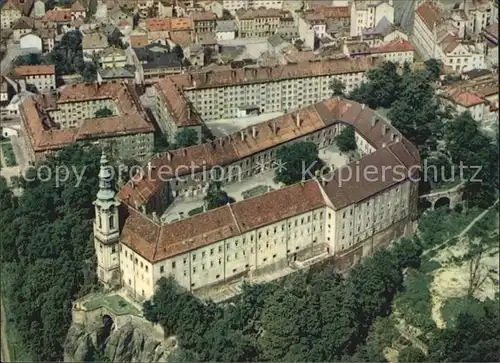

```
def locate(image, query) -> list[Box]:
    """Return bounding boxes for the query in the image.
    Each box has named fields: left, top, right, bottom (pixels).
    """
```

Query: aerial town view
left=0, top=0, right=498, bottom=361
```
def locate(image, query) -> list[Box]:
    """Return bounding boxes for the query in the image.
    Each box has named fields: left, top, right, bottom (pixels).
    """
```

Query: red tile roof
left=118, top=97, right=418, bottom=211
left=121, top=180, right=326, bottom=261
left=15, top=64, right=55, bottom=76
left=416, top=0, right=441, bottom=30
left=370, top=39, right=415, bottom=53
left=20, top=83, right=154, bottom=154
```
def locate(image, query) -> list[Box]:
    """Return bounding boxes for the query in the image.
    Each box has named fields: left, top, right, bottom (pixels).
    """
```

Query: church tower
left=94, top=152, right=121, bottom=289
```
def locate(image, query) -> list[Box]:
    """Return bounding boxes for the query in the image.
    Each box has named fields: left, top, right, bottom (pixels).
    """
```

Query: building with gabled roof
left=19, top=82, right=154, bottom=162
left=93, top=96, right=420, bottom=301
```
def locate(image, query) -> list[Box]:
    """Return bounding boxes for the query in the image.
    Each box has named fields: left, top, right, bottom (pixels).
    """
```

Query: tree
left=204, top=181, right=230, bottom=210
left=398, top=346, right=426, bottom=362
left=428, top=303, right=500, bottom=362
left=82, top=62, right=98, bottom=83
left=175, top=128, right=199, bottom=148
left=335, top=125, right=357, bottom=152
left=443, top=112, right=498, bottom=207
left=424, top=58, right=441, bottom=81
left=94, top=107, right=113, bottom=118
left=0, top=144, right=100, bottom=360
left=349, top=61, right=401, bottom=109
left=274, top=141, right=319, bottom=185
left=330, top=78, right=345, bottom=96
left=388, top=69, right=442, bottom=156
left=14, top=53, right=44, bottom=66
left=172, top=44, right=184, bottom=60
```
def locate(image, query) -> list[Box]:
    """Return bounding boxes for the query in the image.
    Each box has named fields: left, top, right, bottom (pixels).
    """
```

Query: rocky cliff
left=64, top=316, right=176, bottom=362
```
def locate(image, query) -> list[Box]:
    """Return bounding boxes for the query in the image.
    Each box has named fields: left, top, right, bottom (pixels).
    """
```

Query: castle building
left=94, top=98, right=420, bottom=301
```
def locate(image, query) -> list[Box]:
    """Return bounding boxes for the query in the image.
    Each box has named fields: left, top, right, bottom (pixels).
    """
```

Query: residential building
left=215, top=20, right=237, bottom=40
left=350, top=0, right=394, bottom=37
left=71, top=0, right=86, bottom=19
left=96, top=97, right=420, bottom=300
left=20, top=82, right=154, bottom=162
left=153, top=56, right=377, bottom=146
left=413, top=1, right=486, bottom=73
left=158, top=0, right=174, bottom=17
left=100, top=47, right=128, bottom=68
left=439, top=70, right=499, bottom=121
left=235, top=8, right=294, bottom=38
left=190, top=10, right=217, bottom=33
left=32, top=0, right=45, bottom=18
left=14, top=64, right=56, bottom=92
left=300, top=5, right=350, bottom=39
left=368, top=38, right=414, bottom=64
left=42, top=9, right=73, bottom=25
left=483, top=22, right=498, bottom=67
left=200, top=0, right=223, bottom=18
left=82, top=32, right=110, bottom=61
left=0, top=0, right=34, bottom=29
left=132, top=43, right=183, bottom=81
left=97, top=66, right=136, bottom=83
left=12, top=16, right=33, bottom=41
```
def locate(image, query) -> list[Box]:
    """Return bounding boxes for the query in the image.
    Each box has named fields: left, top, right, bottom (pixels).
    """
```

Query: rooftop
left=120, top=99, right=420, bottom=262
left=82, top=32, right=109, bottom=50
left=370, top=39, right=414, bottom=53
left=119, top=97, right=414, bottom=210
left=14, top=64, right=55, bottom=77
left=20, top=82, right=154, bottom=153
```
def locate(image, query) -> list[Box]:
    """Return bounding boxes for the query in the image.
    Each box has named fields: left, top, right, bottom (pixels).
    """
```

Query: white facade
left=372, top=49, right=414, bottom=65
left=23, top=73, right=56, bottom=92
left=20, top=33, right=43, bottom=53
left=350, top=0, right=394, bottom=37
left=216, top=30, right=236, bottom=41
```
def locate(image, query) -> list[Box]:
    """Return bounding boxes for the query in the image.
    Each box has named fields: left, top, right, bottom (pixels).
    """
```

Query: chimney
left=240, top=130, right=245, bottom=141
left=391, top=132, right=395, bottom=141
left=167, top=152, right=172, bottom=161
left=188, top=73, right=193, bottom=84
left=231, top=70, right=236, bottom=79
left=296, top=112, right=301, bottom=128
left=183, top=148, right=187, bottom=156
left=253, top=68, right=257, bottom=77
left=186, top=106, right=191, bottom=119
left=361, top=103, right=365, bottom=110
left=152, top=211, right=159, bottom=222
left=371, top=117, right=376, bottom=127
left=382, top=124, right=387, bottom=135
left=382, top=142, right=387, bottom=148
left=218, top=138, right=223, bottom=147
left=252, top=126, right=257, bottom=138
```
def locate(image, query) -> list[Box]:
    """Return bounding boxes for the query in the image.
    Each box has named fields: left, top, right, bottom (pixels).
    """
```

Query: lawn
left=82, top=294, right=141, bottom=316
left=242, top=185, right=273, bottom=199
left=1, top=142, right=17, bottom=167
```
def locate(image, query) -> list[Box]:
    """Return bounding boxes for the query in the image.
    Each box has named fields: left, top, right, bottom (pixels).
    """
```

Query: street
left=0, top=40, right=23, bottom=75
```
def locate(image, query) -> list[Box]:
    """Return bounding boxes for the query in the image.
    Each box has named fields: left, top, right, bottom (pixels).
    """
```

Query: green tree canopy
left=335, top=125, right=357, bottom=152
left=330, top=78, right=345, bottom=96
left=274, top=141, right=319, bottom=185
left=0, top=144, right=101, bottom=360
left=349, top=61, right=402, bottom=109
left=424, top=58, right=441, bottom=82
left=204, top=181, right=230, bottom=210
left=175, top=128, right=199, bottom=148
left=94, top=107, right=113, bottom=118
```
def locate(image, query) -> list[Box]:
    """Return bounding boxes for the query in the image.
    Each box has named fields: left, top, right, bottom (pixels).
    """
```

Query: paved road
left=0, top=41, right=22, bottom=75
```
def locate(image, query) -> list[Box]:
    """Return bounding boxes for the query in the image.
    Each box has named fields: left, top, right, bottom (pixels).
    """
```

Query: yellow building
left=95, top=98, right=420, bottom=301
left=100, top=47, right=128, bottom=68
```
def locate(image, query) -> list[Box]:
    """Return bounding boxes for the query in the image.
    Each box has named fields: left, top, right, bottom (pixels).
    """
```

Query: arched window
left=98, top=214, right=102, bottom=228
left=109, top=214, right=115, bottom=229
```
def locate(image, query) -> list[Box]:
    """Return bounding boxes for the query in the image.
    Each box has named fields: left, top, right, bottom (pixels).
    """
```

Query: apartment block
left=14, top=64, right=56, bottom=92
left=235, top=8, right=294, bottom=38
left=413, top=1, right=486, bottom=72
left=190, top=10, right=217, bottom=33
left=350, top=0, right=394, bottom=37
left=152, top=57, right=376, bottom=144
